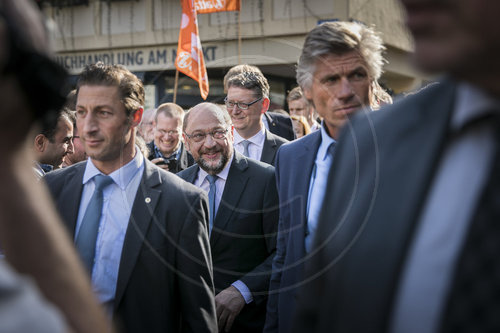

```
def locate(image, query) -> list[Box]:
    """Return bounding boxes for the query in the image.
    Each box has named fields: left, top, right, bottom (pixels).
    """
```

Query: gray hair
left=296, top=21, right=386, bottom=91
left=184, top=103, right=232, bottom=132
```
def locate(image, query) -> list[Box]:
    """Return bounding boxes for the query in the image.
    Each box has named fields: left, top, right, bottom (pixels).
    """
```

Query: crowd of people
left=2, top=0, right=500, bottom=332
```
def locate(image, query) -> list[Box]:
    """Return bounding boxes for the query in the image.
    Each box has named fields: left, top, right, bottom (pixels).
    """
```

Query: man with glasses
left=225, top=71, right=288, bottom=166
left=147, top=102, right=194, bottom=173
left=179, top=102, right=279, bottom=333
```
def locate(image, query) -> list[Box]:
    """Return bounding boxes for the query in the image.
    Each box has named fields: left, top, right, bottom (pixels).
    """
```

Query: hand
left=215, top=285, right=246, bottom=332
left=151, top=157, right=170, bottom=171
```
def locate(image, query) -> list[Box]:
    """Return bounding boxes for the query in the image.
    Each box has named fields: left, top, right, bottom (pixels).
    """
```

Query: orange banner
left=195, top=0, right=241, bottom=14
left=175, top=0, right=209, bottom=99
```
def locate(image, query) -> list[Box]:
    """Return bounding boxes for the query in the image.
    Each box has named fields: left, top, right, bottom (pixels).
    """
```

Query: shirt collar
left=452, top=82, right=500, bottom=131
left=153, top=142, right=181, bottom=160
left=197, top=152, right=234, bottom=183
left=233, top=126, right=266, bottom=147
left=317, top=121, right=337, bottom=161
left=83, top=146, right=144, bottom=190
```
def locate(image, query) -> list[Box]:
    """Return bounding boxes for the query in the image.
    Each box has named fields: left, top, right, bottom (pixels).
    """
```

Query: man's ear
left=261, top=98, right=270, bottom=114
left=131, top=108, right=144, bottom=127
left=34, top=134, right=48, bottom=153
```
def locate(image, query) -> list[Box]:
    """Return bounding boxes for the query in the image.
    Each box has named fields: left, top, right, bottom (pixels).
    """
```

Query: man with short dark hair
left=45, top=62, right=217, bottom=333
left=226, top=71, right=288, bottom=166
left=287, top=86, right=320, bottom=132
left=147, top=102, right=194, bottom=173
left=63, top=110, right=87, bottom=167
left=265, top=21, right=388, bottom=333
left=179, top=102, right=279, bottom=333
left=33, top=108, right=74, bottom=177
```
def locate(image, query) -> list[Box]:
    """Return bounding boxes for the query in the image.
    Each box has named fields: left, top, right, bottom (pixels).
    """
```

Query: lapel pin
left=145, top=197, right=151, bottom=203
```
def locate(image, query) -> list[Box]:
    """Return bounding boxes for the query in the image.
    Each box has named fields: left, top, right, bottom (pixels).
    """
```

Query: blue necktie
left=241, top=140, right=251, bottom=157
left=75, top=174, right=114, bottom=272
left=206, top=174, right=218, bottom=234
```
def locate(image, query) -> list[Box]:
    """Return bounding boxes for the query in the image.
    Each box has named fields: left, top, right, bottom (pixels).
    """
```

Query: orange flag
left=195, top=0, right=241, bottom=14
left=175, top=0, right=209, bottom=99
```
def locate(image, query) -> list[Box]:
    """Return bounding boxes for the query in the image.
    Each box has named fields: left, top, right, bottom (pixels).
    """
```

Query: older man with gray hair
left=265, top=20, right=389, bottom=333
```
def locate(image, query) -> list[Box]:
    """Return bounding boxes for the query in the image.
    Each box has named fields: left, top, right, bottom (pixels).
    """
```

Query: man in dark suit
left=178, top=102, right=279, bottom=333
left=146, top=102, right=194, bottom=173
left=44, top=62, right=217, bottom=333
left=223, top=64, right=295, bottom=141
left=293, top=1, right=500, bottom=332
left=264, top=21, right=389, bottom=333
left=225, top=71, right=288, bottom=166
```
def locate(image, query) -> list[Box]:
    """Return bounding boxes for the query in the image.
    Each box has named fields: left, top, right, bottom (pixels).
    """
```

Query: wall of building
left=44, top=0, right=425, bottom=109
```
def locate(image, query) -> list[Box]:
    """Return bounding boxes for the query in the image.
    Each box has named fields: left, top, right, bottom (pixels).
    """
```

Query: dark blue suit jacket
left=264, top=130, right=322, bottom=333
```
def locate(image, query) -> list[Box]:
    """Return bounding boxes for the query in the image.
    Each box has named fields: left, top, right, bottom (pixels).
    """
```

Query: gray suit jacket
left=178, top=151, right=279, bottom=332
left=293, top=80, right=456, bottom=332
left=44, top=159, right=217, bottom=333
left=261, top=129, right=289, bottom=166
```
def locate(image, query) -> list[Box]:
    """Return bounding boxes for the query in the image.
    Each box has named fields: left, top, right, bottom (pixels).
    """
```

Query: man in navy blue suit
left=264, top=21, right=390, bottom=333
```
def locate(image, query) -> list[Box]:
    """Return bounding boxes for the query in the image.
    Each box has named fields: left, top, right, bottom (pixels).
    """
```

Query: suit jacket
left=147, top=141, right=194, bottom=173
left=44, top=159, right=217, bottom=333
left=264, top=130, right=322, bottom=333
left=178, top=151, right=279, bottom=333
left=264, top=112, right=296, bottom=141
left=261, top=129, right=289, bottom=166
left=292, top=80, right=456, bottom=332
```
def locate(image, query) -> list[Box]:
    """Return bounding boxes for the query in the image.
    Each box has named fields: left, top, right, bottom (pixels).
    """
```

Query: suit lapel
left=210, top=152, right=249, bottom=247
left=260, top=129, right=278, bottom=165
left=114, top=160, right=161, bottom=309
left=292, top=132, right=322, bottom=258
left=57, top=164, right=86, bottom=235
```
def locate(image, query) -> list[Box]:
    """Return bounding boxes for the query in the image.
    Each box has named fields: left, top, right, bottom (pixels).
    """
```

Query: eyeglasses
left=184, top=128, right=229, bottom=143
left=158, top=130, right=180, bottom=137
left=224, top=97, right=262, bottom=110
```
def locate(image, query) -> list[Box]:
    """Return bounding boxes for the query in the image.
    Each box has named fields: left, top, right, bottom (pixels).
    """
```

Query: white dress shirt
left=75, top=148, right=144, bottom=305
left=233, top=126, right=266, bottom=161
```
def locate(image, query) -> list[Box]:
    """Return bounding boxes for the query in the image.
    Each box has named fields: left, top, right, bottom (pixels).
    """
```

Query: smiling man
left=147, top=103, right=194, bottom=173
left=178, top=103, right=279, bottom=333
left=44, top=62, right=216, bottom=333
left=264, top=21, right=389, bottom=333
left=225, top=71, right=288, bottom=166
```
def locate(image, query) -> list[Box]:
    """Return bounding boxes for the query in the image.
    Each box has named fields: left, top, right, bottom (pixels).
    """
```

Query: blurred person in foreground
left=0, top=0, right=111, bottom=331
left=294, top=1, right=500, bottom=332
left=264, top=20, right=389, bottom=333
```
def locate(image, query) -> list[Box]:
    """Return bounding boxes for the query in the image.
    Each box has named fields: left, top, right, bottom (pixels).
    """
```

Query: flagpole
left=237, top=11, right=242, bottom=64
left=173, top=69, right=179, bottom=104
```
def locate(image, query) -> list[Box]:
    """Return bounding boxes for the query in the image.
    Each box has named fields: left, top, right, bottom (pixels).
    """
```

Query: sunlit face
left=65, top=126, right=87, bottom=165
left=153, top=113, right=182, bottom=156
left=184, top=107, right=233, bottom=175
left=44, top=117, right=74, bottom=167
left=400, top=0, right=500, bottom=82
left=303, top=51, right=372, bottom=139
left=226, top=87, right=267, bottom=137
left=76, top=85, right=140, bottom=172
left=289, top=98, right=310, bottom=119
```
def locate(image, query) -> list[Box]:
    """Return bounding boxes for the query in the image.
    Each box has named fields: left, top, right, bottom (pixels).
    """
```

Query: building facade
left=42, top=0, right=425, bottom=110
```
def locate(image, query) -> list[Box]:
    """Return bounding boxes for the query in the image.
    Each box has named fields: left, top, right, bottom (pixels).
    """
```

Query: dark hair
left=76, top=62, right=145, bottom=117
left=41, top=107, right=73, bottom=142
left=226, top=71, right=270, bottom=99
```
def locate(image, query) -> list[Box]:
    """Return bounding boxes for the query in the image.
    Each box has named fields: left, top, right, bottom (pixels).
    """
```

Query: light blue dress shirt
left=75, top=149, right=144, bottom=305
left=305, top=124, right=336, bottom=252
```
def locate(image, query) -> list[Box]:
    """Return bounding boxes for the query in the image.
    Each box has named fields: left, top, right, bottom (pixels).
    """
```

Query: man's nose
left=67, top=140, right=74, bottom=154
left=204, top=134, right=217, bottom=148
left=337, top=78, right=355, bottom=100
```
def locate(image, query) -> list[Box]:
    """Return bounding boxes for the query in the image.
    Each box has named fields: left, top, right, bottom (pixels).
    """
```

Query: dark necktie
left=206, top=174, right=218, bottom=234
left=441, top=117, right=500, bottom=332
left=241, top=140, right=250, bottom=157
left=75, top=174, right=114, bottom=272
